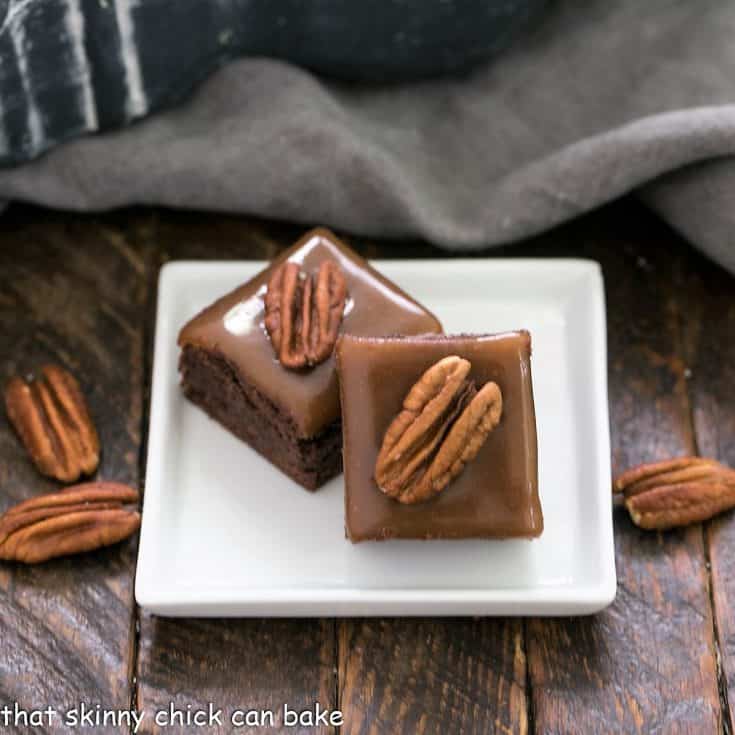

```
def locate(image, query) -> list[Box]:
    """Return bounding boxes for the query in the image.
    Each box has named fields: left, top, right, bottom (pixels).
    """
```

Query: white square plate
left=136, top=259, right=615, bottom=616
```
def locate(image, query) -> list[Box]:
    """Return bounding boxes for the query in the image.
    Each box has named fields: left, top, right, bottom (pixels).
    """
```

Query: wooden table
left=1, top=197, right=733, bottom=734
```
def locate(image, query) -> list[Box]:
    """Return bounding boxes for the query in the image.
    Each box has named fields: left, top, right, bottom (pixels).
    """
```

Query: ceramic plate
left=136, top=259, right=615, bottom=616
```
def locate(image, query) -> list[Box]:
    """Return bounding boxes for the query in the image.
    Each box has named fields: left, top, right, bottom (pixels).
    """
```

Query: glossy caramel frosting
left=336, top=332, right=543, bottom=541
left=178, top=228, right=442, bottom=438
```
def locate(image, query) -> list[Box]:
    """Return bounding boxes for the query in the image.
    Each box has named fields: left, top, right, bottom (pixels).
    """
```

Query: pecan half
left=264, top=260, right=347, bottom=369
left=614, top=456, right=735, bottom=530
left=0, top=481, right=140, bottom=564
left=375, top=356, right=503, bottom=504
left=4, top=365, right=100, bottom=483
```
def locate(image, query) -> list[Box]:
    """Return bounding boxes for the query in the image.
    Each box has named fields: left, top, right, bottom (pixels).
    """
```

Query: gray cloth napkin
left=1, top=0, right=734, bottom=273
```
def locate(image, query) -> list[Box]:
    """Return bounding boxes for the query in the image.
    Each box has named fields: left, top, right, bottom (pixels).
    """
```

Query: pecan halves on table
left=264, top=260, right=347, bottom=369
left=4, top=365, right=100, bottom=482
left=375, top=356, right=503, bottom=504
left=0, top=481, right=140, bottom=564
left=613, top=456, right=735, bottom=530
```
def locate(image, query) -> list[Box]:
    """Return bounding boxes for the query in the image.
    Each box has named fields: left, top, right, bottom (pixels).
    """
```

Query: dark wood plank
left=3, top=199, right=727, bottom=735
left=136, top=617, right=336, bottom=734
left=339, top=618, right=528, bottom=735
left=153, top=211, right=304, bottom=262
left=521, top=204, right=722, bottom=733
left=150, top=209, right=446, bottom=263
left=138, top=614, right=336, bottom=733
left=677, top=248, right=735, bottom=733
left=0, top=207, right=153, bottom=733
left=132, top=212, right=339, bottom=735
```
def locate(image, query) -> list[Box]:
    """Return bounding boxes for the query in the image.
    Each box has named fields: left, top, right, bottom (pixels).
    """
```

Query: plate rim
left=135, top=257, right=615, bottom=616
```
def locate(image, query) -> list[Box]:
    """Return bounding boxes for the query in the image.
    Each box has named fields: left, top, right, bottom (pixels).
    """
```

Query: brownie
left=177, top=228, right=442, bottom=490
left=336, top=332, right=543, bottom=540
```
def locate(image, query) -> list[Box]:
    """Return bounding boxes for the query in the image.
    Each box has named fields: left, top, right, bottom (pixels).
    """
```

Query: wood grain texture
left=677, top=246, right=735, bottom=733
left=339, top=619, right=527, bottom=735
left=520, top=205, right=722, bottom=733
left=0, top=208, right=152, bottom=734
left=136, top=616, right=337, bottom=734
left=2, top=199, right=734, bottom=735
left=148, top=209, right=447, bottom=263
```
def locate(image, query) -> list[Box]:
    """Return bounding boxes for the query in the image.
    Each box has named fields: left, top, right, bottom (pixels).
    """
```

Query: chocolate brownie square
left=178, top=228, right=442, bottom=490
left=336, top=332, right=543, bottom=539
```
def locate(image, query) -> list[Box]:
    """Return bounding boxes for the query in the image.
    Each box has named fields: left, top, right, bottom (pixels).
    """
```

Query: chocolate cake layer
left=180, top=345, right=342, bottom=490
